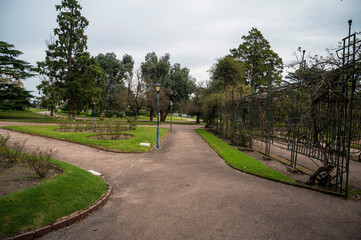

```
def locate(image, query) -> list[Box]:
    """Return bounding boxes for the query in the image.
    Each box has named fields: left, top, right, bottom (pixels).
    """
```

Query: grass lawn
left=0, top=110, right=58, bottom=123
left=196, top=129, right=295, bottom=183
left=0, top=109, right=203, bottom=125
left=0, top=159, right=107, bottom=238
left=3, top=125, right=169, bottom=152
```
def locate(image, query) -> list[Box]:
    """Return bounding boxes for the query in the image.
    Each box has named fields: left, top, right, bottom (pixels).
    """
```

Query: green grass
left=196, top=129, right=295, bottom=183
left=134, top=120, right=203, bottom=125
left=0, top=109, right=58, bottom=123
left=0, top=109, right=203, bottom=125
left=0, top=158, right=107, bottom=238
left=4, top=125, right=169, bottom=152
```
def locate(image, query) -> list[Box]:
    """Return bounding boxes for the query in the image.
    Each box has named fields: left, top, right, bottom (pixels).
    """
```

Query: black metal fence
left=207, top=21, right=360, bottom=198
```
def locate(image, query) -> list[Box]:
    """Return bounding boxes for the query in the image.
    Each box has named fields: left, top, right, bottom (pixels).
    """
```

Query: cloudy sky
left=1, top=0, right=360, bottom=96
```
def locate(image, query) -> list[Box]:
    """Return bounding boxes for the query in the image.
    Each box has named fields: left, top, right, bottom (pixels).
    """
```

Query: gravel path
left=1, top=122, right=360, bottom=240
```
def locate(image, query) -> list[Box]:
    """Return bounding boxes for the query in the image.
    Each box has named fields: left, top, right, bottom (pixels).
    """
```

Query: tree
left=0, top=83, right=33, bottom=111
left=37, top=0, right=103, bottom=118
left=209, top=56, right=245, bottom=91
left=0, top=41, right=34, bottom=86
left=181, top=81, right=204, bottom=124
left=96, top=52, right=134, bottom=119
left=37, top=76, right=61, bottom=116
left=162, top=63, right=195, bottom=121
left=126, top=70, right=146, bottom=121
left=141, top=52, right=171, bottom=121
left=230, top=28, right=283, bottom=92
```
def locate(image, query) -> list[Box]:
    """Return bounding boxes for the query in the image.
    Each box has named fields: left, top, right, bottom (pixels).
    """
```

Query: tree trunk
left=68, top=104, right=75, bottom=119
left=134, top=112, right=138, bottom=121
left=50, top=108, right=54, bottom=116
left=160, top=110, right=164, bottom=121
left=196, top=115, right=200, bottom=124
left=99, top=105, right=105, bottom=120
left=149, top=108, right=154, bottom=121
left=160, top=110, right=169, bottom=121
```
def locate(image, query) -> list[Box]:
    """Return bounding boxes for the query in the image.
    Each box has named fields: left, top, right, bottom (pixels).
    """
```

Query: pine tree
left=0, top=41, right=34, bottom=86
left=37, top=0, right=104, bottom=118
left=230, top=28, right=283, bottom=92
left=0, top=83, right=33, bottom=111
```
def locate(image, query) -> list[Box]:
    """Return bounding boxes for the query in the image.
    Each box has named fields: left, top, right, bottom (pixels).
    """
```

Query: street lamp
left=154, top=83, right=161, bottom=149
left=170, top=101, right=173, bottom=132
left=93, top=101, right=96, bottom=125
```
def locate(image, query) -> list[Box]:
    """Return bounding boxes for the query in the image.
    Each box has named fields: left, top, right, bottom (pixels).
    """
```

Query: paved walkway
left=0, top=123, right=360, bottom=240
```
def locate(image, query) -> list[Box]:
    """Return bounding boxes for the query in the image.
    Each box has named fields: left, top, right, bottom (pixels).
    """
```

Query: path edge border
left=2, top=183, right=113, bottom=240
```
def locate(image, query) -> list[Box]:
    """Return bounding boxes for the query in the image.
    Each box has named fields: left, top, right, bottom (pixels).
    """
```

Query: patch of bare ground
left=54, top=128, right=130, bottom=134
left=207, top=129, right=309, bottom=184
left=0, top=161, right=62, bottom=197
left=87, top=134, right=134, bottom=140
left=241, top=149, right=309, bottom=183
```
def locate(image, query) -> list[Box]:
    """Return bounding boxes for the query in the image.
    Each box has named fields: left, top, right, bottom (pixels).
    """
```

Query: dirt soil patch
left=54, top=128, right=128, bottom=133
left=87, top=134, right=134, bottom=140
left=241, top=149, right=309, bottom=183
left=207, top=130, right=309, bottom=184
left=0, top=161, right=62, bottom=197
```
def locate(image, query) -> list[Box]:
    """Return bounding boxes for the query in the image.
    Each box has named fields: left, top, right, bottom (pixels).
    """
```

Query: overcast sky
left=1, top=0, right=360, bottom=96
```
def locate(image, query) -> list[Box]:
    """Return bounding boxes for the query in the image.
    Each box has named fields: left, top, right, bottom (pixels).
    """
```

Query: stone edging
left=2, top=183, right=113, bottom=240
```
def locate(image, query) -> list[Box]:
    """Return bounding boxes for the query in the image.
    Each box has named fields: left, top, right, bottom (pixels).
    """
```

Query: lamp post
left=93, top=101, right=96, bottom=125
left=170, top=101, right=173, bottom=132
left=154, top=83, right=161, bottom=149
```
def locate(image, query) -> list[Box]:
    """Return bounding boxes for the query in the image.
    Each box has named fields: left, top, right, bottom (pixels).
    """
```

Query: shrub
left=0, top=134, right=26, bottom=164
left=24, top=147, right=56, bottom=178
left=126, top=116, right=136, bottom=130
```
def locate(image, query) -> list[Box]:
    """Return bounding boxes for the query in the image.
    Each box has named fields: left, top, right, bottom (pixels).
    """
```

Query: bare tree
left=126, top=69, right=146, bottom=121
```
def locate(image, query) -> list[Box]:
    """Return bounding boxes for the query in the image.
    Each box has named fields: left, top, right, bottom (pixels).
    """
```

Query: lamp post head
left=170, top=101, right=173, bottom=106
left=154, top=82, right=161, bottom=93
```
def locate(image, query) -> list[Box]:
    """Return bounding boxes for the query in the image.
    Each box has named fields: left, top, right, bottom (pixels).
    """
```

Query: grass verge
left=0, top=110, right=203, bottom=125
left=3, top=125, right=168, bottom=152
left=0, top=158, right=107, bottom=238
left=0, top=110, right=58, bottom=123
left=196, top=128, right=295, bottom=183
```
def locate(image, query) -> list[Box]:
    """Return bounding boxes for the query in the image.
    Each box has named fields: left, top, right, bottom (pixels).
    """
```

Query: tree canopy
left=209, top=56, right=245, bottom=91
left=95, top=52, right=134, bottom=118
left=0, top=41, right=34, bottom=86
left=37, top=0, right=104, bottom=117
left=230, top=28, right=283, bottom=91
left=0, top=83, right=33, bottom=111
left=141, top=52, right=194, bottom=121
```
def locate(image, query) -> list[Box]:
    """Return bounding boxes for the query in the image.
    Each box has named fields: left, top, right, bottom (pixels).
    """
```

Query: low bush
left=0, top=134, right=26, bottom=164
left=24, top=147, right=56, bottom=178
left=56, top=117, right=135, bottom=133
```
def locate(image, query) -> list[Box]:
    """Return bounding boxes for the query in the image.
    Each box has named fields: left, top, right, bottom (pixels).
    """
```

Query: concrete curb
left=2, top=184, right=113, bottom=240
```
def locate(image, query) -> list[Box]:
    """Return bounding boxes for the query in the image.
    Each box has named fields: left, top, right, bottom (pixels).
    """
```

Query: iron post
left=154, top=83, right=161, bottom=149
left=170, top=101, right=173, bottom=132
left=93, top=101, right=96, bottom=126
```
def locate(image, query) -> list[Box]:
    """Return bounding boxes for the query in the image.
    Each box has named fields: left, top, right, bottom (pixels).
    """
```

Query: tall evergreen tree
left=37, top=0, right=104, bottom=118
left=0, top=41, right=34, bottom=86
left=0, top=83, right=33, bottom=111
left=230, top=28, right=283, bottom=92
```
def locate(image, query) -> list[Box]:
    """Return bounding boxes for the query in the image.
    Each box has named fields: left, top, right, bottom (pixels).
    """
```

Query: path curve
left=0, top=122, right=360, bottom=240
